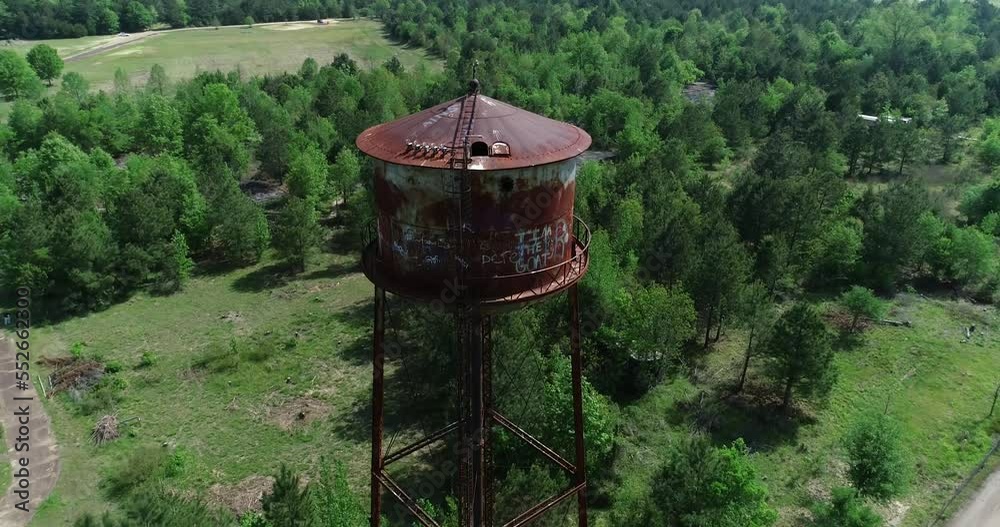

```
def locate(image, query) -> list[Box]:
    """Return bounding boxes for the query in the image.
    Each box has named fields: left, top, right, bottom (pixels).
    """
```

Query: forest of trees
left=2, top=0, right=1000, bottom=525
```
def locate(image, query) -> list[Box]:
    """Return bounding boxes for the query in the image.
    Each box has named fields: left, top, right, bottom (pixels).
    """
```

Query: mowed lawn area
left=28, top=241, right=384, bottom=525
left=610, top=295, right=1000, bottom=527
left=10, top=18, right=437, bottom=91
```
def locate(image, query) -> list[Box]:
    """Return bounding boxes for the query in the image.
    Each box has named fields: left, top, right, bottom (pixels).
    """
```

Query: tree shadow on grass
left=231, top=262, right=298, bottom=292
left=671, top=384, right=816, bottom=453
left=326, top=228, right=361, bottom=255
left=329, top=351, right=457, bottom=448
left=834, top=330, right=866, bottom=352
left=231, top=258, right=359, bottom=293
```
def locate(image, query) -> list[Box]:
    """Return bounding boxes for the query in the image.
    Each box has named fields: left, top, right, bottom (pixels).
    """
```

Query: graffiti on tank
left=512, top=219, right=569, bottom=273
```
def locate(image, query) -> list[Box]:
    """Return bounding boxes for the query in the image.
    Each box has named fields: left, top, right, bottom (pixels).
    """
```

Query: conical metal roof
left=355, top=91, right=591, bottom=171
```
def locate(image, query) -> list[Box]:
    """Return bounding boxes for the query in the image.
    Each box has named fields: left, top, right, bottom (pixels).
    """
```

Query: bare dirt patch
left=264, top=396, right=331, bottom=431
left=207, top=474, right=274, bottom=516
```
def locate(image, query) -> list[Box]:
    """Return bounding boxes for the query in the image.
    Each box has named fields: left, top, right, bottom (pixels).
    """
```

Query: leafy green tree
left=7, top=99, right=43, bottom=152
left=615, top=284, right=696, bottom=388
left=961, top=178, right=1000, bottom=225
left=25, top=44, right=63, bottom=86
left=243, top=16, right=254, bottom=27
left=810, top=219, right=863, bottom=287
left=734, top=281, right=776, bottom=393
left=845, top=413, right=909, bottom=500
left=535, top=353, right=615, bottom=472
left=136, top=94, right=183, bottom=155
left=287, top=143, right=329, bottom=203
left=948, top=226, right=998, bottom=288
left=113, top=67, right=130, bottom=92
left=762, top=303, right=836, bottom=409
left=97, top=8, right=120, bottom=34
left=383, top=56, right=404, bottom=75
left=262, top=465, right=314, bottom=527
left=147, top=64, right=169, bottom=95
left=329, top=148, right=360, bottom=205
left=299, top=57, right=319, bottom=80
left=0, top=50, right=43, bottom=100
left=183, top=84, right=260, bottom=179
left=158, top=231, right=194, bottom=293
left=839, top=286, right=886, bottom=333
left=159, top=0, right=189, bottom=28
left=941, top=66, right=987, bottom=118
left=209, top=186, right=270, bottom=265
left=858, top=181, right=932, bottom=291
left=273, top=197, right=320, bottom=272
left=60, top=72, right=90, bottom=102
left=122, top=1, right=155, bottom=32
left=811, top=487, right=883, bottom=527
left=649, top=436, right=778, bottom=527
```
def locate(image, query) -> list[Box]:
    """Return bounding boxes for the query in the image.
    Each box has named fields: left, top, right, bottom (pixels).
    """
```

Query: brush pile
left=92, top=414, right=120, bottom=445
left=42, top=357, right=105, bottom=395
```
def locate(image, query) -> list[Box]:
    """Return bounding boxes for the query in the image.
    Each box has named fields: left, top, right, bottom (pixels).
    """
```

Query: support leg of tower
left=371, top=287, right=386, bottom=527
left=467, top=308, right=486, bottom=526
left=568, top=285, right=589, bottom=527
left=482, top=315, right=495, bottom=527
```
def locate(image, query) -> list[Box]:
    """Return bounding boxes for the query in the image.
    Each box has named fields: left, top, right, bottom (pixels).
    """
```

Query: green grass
left=29, top=239, right=380, bottom=525
left=9, top=19, right=437, bottom=91
left=0, top=426, right=9, bottom=495
left=609, top=295, right=1000, bottom=526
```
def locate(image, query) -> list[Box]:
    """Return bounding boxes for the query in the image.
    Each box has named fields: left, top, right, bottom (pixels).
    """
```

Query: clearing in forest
left=9, top=19, right=438, bottom=91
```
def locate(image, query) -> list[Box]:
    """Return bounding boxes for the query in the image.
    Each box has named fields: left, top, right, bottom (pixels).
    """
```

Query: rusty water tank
left=357, top=88, right=592, bottom=308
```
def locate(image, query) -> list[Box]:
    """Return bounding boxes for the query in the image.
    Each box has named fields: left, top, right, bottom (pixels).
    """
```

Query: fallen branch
left=871, top=318, right=912, bottom=327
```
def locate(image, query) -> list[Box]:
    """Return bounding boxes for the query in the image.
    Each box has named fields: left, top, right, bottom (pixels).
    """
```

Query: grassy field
left=9, top=18, right=437, bottom=91
left=27, top=235, right=382, bottom=524
left=610, top=295, right=1000, bottom=526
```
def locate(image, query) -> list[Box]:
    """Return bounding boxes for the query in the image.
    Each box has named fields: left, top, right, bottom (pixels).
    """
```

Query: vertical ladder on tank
left=448, top=77, right=487, bottom=526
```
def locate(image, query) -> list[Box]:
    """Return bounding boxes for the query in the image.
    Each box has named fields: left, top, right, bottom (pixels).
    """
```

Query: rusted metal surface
left=356, top=94, right=591, bottom=171
left=367, top=156, right=584, bottom=304
left=361, top=217, right=590, bottom=310
left=569, top=284, right=589, bottom=527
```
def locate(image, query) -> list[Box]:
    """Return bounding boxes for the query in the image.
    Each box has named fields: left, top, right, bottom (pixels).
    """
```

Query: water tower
left=357, top=78, right=592, bottom=527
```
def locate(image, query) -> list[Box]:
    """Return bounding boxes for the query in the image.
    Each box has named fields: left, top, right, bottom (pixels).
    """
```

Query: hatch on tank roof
left=355, top=92, right=592, bottom=171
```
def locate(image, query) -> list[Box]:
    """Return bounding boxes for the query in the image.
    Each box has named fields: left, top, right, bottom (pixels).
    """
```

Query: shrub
left=811, top=487, right=884, bottom=527
left=839, top=286, right=886, bottom=333
left=164, top=447, right=193, bottom=478
left=312, top=458, right=367, bottom=526
left=845, top=413, right=909, bottom=500
left=649, top=436, right=778, bottom=527
left=262, top=465, right=313, bottom=527
left=103, top=446, right=168, bottom=498
left=72, top=374, right=127, bottom=416
left=138, top=351, right=159, bottom=369
left=104, top=360, right=123, bottom=374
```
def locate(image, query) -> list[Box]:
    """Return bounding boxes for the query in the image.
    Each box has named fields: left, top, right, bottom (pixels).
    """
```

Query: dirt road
left=949, top=467, right=1000, bottom=527
left=0, top=335, right=60, bottom=527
